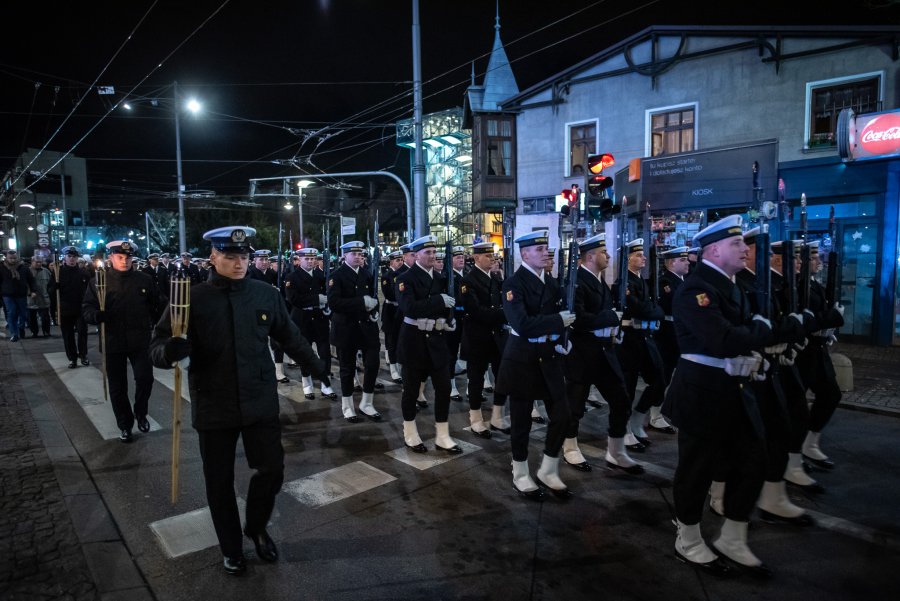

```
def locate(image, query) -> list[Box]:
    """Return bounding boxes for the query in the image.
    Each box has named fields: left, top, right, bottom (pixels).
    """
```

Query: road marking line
left=386, top=437, right=481, bottom=471
left=281, top=461, right=396, bottom=508
left=150, top=498, right=246, bottom=558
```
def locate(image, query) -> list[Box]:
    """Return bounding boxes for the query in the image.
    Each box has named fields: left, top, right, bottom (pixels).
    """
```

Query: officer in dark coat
left=496, top=230, right=575, bottom=501
left=173, top=252, right=201, bottom=284
left=328, top=240, right=382, bottom=422
left=652, top=246, right=690, bottom=433
left=445, top=245, right=467, bottom=400
left=564, top=233, right=643, bottom=474
left=82, top=240, right=163, bottom=442
left=797, top=240, right=845, bottom=469
left=55, top=246, right=91, bottom=368
left=248, top=250, right=290, bottom=383
left=395, top=235, right=462, bottom=453
left=381, top=250, right=404, bottom=383
left=149, top=226, right=326, bottom=576
left=662, top=215, right=775, bottom=578
left=285, top=247, right=336, bottom=399
left=460, top=242, right=510, bottom=437
left=141, top=253, right=170, bottom=322
left=613, top=238, right=666, bottom=448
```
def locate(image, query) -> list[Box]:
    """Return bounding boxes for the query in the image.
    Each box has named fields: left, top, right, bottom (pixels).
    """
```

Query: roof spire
left=495, top=0, right=500, bottom=32
left=471, top=61, right=476, bottom=86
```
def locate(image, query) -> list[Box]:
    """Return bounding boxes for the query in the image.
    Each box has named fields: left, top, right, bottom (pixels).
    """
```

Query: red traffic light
left=588, top=153, right=615, bottom=174
left=561, top=188, right=579, bottom=207
left=587, top=174, right=613, bottom=196
left=296, top=243, right=303, bottom=250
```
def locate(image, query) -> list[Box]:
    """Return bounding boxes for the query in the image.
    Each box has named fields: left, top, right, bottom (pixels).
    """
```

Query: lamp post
left=297, top=179, right=314, bottom=249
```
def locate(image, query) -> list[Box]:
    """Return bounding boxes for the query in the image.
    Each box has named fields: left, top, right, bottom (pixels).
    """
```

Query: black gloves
left=164, top=336, right=192, bottom=363
left=95, top=310, right=106, bottom=324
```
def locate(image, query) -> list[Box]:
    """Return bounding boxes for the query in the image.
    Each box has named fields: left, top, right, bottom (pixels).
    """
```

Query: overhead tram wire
left=13, top=0, right=231, bottom=201
left=10, top=1, right=160, bottom=190
left=17, top=82, right=41, bottom=159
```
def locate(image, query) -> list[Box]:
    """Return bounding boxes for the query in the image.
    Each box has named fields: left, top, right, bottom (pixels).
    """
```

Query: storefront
left=614, top=139, right=900, bottom=346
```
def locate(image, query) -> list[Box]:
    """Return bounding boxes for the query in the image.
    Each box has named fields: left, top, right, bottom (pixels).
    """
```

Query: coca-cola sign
left=839, top=108, right=900, bottom=162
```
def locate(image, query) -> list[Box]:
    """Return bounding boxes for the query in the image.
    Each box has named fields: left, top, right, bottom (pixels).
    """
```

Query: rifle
left=825, top=205, right=838, bottom=307
left=753, top=161, right=772, bottom=319
left=443, top=205, right=456, bottom=323
left=502, top=207, right=514, bottom=280
left=798, top=193, right=811, bottom=310
left=782, top=240, right=798, bottom=314
left=276, top=222, right=284, bottom=290
left=560, top=230, right=579, bottom=347
left=370, top=211, right=381, bottom=320
left=648, top=243, right=659, bottom=306
left=616, top=197, right=629, bottom=311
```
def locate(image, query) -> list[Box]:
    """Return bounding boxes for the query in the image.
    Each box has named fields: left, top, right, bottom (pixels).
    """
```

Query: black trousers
left=60, top=313, right=88, bottom=361
left=756, top=367, right=791, bottom=482
left=673, top=421, right=766, bottom=525
left=382, top=306, right=399, bottom=364
left=566, top=348, right=631, bottom=439
left=467, top=354, right=507, bottom=410
left=337, top=343, right=379, bottom=396
left=297, top=324, right=332, bottom=383
left=509, top=393, right=570, bottom=462
left=780, top=363, right=810, bottom=452
left=28, top=307, right=51, bottom=335
left=619, top=330, right=666, bottom=413
left=401, top=363, right=451, bottom=422
left=106, top=349, right=154, bottom=431
left=197, top=418, right=284, bottom=558
left=799, top=344, right=842, bottom=433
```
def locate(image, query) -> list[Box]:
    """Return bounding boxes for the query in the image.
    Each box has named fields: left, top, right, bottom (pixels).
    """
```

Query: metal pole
left=145, top=211, right=151, bottom=253
left=339, top=212, right=345, bottom=248
left=174, top=81, right=187, bottom=255
left=59, top=159, right=67, bottom=245
left=298, top=189, right=304, bottom=247
left=411, top=0, right=427, bottom=238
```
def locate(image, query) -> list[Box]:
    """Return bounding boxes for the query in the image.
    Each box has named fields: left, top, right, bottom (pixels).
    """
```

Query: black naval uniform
left=285, top=266, right=332, bottom=382
left=327, top=262, right=381, bottom=395
left=615, top=269, right=666, bottom=414
left=396, top=263, right=454, bottom=421
left=56, top=263, right=91, bottom=364
left=566, top=265, right=630, bottom=439
left=174, top=260, right=203, bottom=285
left=149, top=271, right=326, bottom=562
left=495, top=265, right=570, bottom=462
left=249, top=264, right=288, bottom=368
left=460, top=265, right=508, bottom=410
left=657, top=268, right=685, bottom=384
left=82, top=269, right=163, bottom=433
left=381, top=265, right=403, bottom=367
left=662, top=262, right=773, bottom=525
left=141, top=263, right=170, bottom=321
left=445, top=265, right=466, bottom=378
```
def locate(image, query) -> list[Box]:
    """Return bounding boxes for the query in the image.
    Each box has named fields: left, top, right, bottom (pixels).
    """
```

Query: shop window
left=486, top=117, right=513, bottom=177
left=806, top=72, right=882, bottom=148
left=568, top=121, right=596, bottom=176
left=649, top=107, right=695, bottom=157
left=522, top=196, right=557, bottom=214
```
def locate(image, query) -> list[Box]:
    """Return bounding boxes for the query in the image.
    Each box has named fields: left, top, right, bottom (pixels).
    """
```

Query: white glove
left=614, top=328, right=625, bottom=344
left=559, top=310, right=576, bottom=327
left=803, top=308, right=815, bottom=320
left=795, top=337, right=808, bottom=351
left=834, top=303, right=845, bottom=317
left=318, top=294, right=328, bottom=308
left=363, top=295, right=378, bottom=311
left=444, top=319, right=457, bottom=332
left=554, top=340, right=572, bottom=355
left=176, top=357, right=190, bottom=370
left=764, top=343, right=787, bottom=355
left=779, top=353, right=795, bottom=366
left=752, top=314, right=772, bottom=330
left=369, top=312, right=379, bottom=323
left=753, top=356, right=770, bottom=381
left=614, top=310, right=623, bottom=321
left=827, top=333, right=837, bottom=346
left=440, top=293, right=456, bottom=309
left=788, top=313, right=804, bottom=326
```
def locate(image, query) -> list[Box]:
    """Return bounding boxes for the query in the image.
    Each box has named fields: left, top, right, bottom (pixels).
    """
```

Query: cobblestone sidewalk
left=0, top=341, right=98, bottom=601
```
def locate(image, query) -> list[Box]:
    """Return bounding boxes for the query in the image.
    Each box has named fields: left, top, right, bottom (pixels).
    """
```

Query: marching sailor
left=651, top=246, right=690, bottom=433
left=381, top=250, right=404, bottom=383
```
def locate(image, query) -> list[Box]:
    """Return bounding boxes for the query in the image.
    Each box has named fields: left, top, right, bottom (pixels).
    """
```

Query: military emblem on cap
left=340, top=240, right=365, bottom=253
left=435, top=251, right=446, bottom=260
left=296, top=247, right=318, bottom=257
left=388, top=249, right=403, bottom=259
left=408, top=235, right=437, bottom=252
left=692, top=215, right=743, bottom=248
left=451, top=245, right=466, bottom=256
left=202, top=226, right=257, bottom=252
left=471, top=242, right=494, bottom=254
left=578, top=233, right=606, bottom=252
left=62, top=245, right=81, bottom=256
left=514, top=230, right=549, bottom=247
left=253, top=249, right=271, bottom=258
left=106, top=240, right=137, bottom=256
left=661, top=245, right=690, bottom=259
left=626, top=238, right=644, bottom=254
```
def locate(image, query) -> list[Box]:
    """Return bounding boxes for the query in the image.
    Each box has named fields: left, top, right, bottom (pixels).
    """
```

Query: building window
left=807, top=73, right=882, bottom=148
left=650, top=107, right=695, bottom=157
left=486, top=117, right=512, bottom=177
left=568, top=122, right=596, bottom=176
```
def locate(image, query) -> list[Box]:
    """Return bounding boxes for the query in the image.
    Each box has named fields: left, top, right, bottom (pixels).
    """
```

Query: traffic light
left=585, top=153, right=615, bottom=220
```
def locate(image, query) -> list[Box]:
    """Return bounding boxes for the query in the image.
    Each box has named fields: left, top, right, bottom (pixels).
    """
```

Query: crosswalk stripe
left=44, top=352, right=162, bottom=440
left=150, top=498, right=247, bottom=558
left=386, top=437, right=481, bottom=470
left=152, top=367, right=191, bottom=402
left=281, top=461, right=396, bottom=508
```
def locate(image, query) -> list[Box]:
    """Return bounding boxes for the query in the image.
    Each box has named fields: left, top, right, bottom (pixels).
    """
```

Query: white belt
left=591, top=326, right=619, bottom=338
left=664, top=315, right=674, bottom=322
left=509, top=329, right=559, bottom=343
left=403, top=316, right=449, bottom=331
left=682, top=354, right=726, bottom=369
left=622, top=319, right=660, bottom=330
left=682, top=353, right=765, bottom=378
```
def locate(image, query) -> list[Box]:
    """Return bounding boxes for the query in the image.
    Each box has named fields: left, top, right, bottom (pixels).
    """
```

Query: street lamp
left=296, top=179, right=314, bottom=248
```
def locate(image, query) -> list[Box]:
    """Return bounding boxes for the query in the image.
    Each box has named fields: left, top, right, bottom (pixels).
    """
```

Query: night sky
left=2, top=0, right=898, bottom=204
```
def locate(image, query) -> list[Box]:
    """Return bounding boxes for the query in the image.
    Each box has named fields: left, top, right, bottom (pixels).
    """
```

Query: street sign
left=341, top=216, right=356, bottom=235
left=38, top=236, right=49, bottom=248
left=36, top=223, right=49, bottom=234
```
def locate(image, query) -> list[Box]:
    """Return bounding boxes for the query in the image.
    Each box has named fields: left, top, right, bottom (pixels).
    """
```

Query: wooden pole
left=96, top=261, right=109, bottom=401
left=169, top=275, right=191, bottom=504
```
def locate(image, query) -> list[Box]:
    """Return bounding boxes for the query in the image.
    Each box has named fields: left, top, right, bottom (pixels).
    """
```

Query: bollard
left=830, top=352, right=854, bottom=392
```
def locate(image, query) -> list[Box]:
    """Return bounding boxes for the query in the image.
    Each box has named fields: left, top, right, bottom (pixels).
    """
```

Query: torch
left=95, top=260, right=109, bottom=401
left=169, top=273, right=191, bottom=504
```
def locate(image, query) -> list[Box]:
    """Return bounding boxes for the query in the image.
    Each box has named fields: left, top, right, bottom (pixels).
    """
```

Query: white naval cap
left=408, top=234, right=438, bottom=252
left=295, top=248, right=318, bottom=257
left=514, top=230, right=549, bottom=247
left=202, top=226, right=256, bottom=253
left=340, top=240, right=366, bottom=253
left=578, top=232, right=606, bottom=252
left=692, top=215, right=743, bottom=248
left=471, top=242, right=495, bottom=255
left=106, top=240, right=138, bottom=256
left=661, top=245, right=690, bottom=259
left=626, top=238, right=644, bottom=254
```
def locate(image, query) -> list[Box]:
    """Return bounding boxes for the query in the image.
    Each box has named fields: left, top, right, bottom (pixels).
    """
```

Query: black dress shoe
left=321, top=391, right=337, bottom=399
left=675, top=553, right=736, bottom=578
left=436, top=442, right=463, bottom=454
left=244, top=529, right=278, bottom=562
left=392, top=377, right=403, bottom=384
left=345, top=415, right=361, bottom=424
left=647, top=423, right=676, bottom=434
left=564, top=457, right=592, bottom=472
left=586, top=399, right=604, bottom=409
left=531, top=415, right=546, bottom=424
left=535, top=476, right=573, bottom=499
left=374, top=382, right=385, bottom=390
left=119, top=429, right=133, bottom=443
left=514, top=485, right=545, bottom=501
left=9, top=336, right=19, bottom=342
left=606, top=460, right=645, bottom=475
left=625, top=442, right=646, bottom=453
left=304, top=393, right=315, bottom=400
left=287, top=362, right=300, bottom=368
left=30, top=332, right=39, bottom=338
left=416, top=400, right=429, bottom=409
left=354, top=385, right=363, bottom=393
left=470, top=428, right=492, bottom=440
left=634, top=435, right=652, bottom=447
left=758, top=509, right=815, bottom=527
left=223, top=555, right=247, bottom=575
left=786, top=480, right=825, bottom=494
left=724, top=557, right=774, bottom=579
left=68, top=361, right=78, bottom=369
left=483, top=386, right=494, bottom=393
left=450, top=393, right=462, bottom=402
left=405, top=442, right=428, bottom=453
left=490, top=424, right=511, bottom=435
left=361, top=410, right=382, bottom=422
left=136, top=416, right=150, bottom=433
left=802, top=454, right=835, bottom=470
left=277, top=376, right=290, bottom=384
left=81, top=358, right=90, bottom=366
